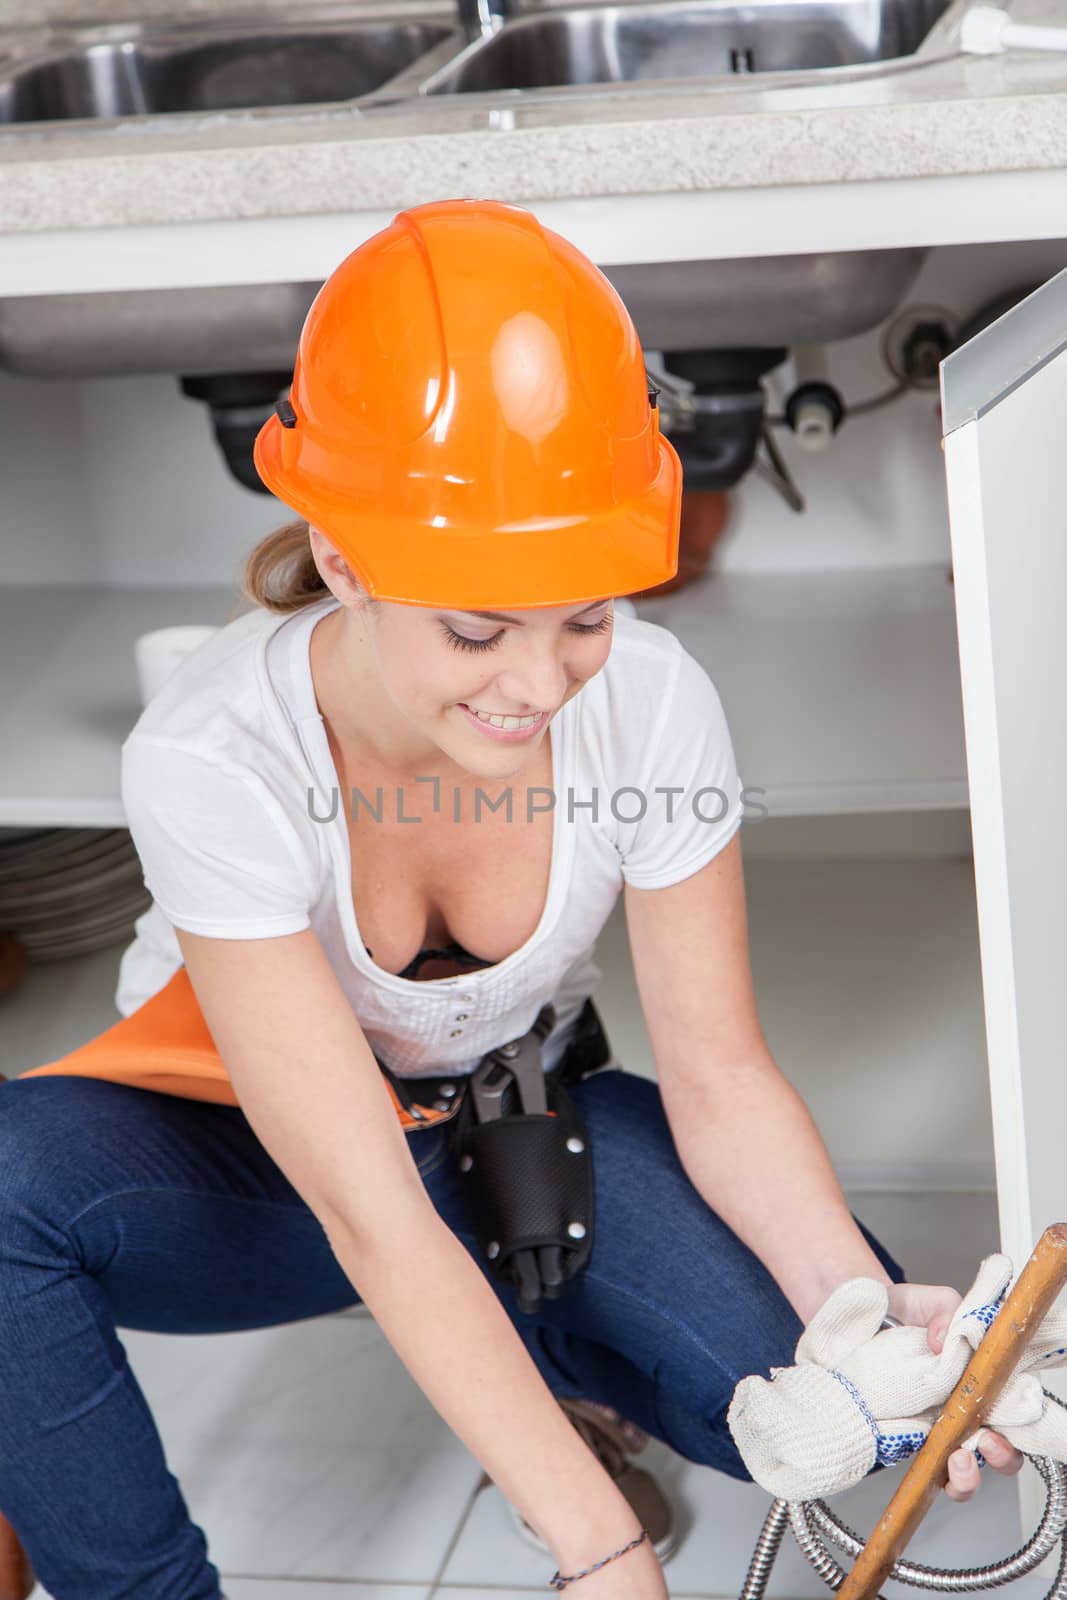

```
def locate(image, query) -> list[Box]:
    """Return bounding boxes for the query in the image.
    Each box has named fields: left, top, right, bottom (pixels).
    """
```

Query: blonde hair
left=241, top=518, right=332, bottom=614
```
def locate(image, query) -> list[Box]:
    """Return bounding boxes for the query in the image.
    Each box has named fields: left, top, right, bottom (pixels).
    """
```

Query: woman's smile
left=456, top=703, right=550, bottom=742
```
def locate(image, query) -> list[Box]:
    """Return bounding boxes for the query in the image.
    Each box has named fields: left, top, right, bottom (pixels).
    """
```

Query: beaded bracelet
left=548, top=1527, right=649, bottom=1589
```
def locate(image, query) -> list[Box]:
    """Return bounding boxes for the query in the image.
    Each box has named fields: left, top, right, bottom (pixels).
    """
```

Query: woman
left=2, top=199, right=1021, bottom=1600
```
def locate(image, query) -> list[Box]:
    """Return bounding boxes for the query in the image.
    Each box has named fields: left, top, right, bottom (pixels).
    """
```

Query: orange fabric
left=19, top=966, right=455, bottom=1130
left=253, top=197, right=682, bottom=609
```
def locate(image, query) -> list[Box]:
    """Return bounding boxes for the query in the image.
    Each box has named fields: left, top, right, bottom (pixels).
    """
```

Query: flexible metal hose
left=739, top=1454, right=1067, bottom=1600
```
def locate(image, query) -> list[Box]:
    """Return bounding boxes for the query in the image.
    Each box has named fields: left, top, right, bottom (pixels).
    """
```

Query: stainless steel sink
left=0, top=248, right=927, bottom=377
left=0, top=0, right=958, bottom=379
left=421, top=0, right=956, bottom=93
left=0, top=10, right=455, bottom=123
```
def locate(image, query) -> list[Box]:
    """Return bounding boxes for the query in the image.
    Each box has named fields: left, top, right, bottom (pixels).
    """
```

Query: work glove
left=727, top=1253, right=1067, bottom=1500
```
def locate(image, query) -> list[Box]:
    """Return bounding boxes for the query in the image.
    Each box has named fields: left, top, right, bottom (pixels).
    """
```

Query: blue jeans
left=0, top=1067, right=906, bottom=1599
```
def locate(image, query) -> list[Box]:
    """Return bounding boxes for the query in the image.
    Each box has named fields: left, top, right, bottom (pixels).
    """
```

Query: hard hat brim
left=253, top=417, right=683, bottom=611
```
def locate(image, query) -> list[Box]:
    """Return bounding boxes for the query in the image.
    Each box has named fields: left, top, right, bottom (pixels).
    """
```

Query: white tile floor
left=4, top=878, right=1047, bottom=1599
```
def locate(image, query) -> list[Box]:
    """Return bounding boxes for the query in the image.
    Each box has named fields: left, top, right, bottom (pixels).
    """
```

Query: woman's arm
left=177, top=926, right=665, bottom=1593
left=624, top=833, right=1026, bottom=1501
left=659, top=1056, right=892, bottom=1323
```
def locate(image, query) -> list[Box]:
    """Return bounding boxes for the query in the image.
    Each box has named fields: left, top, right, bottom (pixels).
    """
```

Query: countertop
left=2, top=0, right=1067, bottom=237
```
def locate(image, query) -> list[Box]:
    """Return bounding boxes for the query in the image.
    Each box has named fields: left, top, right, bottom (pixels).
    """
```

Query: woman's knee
left=571, top=1066, right=906, bottom=1297
left=561, top=1067, right=906, bottom=1406
left=573, top=1072, right=800, bottom=1318
left=568, top=1066, right=688, bottom=1211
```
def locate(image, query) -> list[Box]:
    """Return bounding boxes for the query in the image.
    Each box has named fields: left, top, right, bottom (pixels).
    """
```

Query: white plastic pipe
left=960, top=6, right=1067, bottom=54
left=789, top=345, right=837, bottom=454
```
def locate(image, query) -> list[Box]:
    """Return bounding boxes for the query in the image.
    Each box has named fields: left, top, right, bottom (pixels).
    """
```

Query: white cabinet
left=941, top=267, right=1067, bottom=1292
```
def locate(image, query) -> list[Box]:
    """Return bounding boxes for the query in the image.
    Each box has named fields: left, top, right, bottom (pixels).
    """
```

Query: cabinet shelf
left=632, top=561, right=968, bottom=817
left=1, top=563, right=968, bottom=829
left=0, top=584, right=238, bottom=828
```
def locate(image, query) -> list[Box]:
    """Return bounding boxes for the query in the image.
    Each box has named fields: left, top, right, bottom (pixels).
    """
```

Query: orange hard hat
left=253, top=198, right=681, bottom=609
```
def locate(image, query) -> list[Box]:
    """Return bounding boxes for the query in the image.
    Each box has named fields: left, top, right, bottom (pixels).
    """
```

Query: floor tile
left=116, top=1312, right=484, bottom=1586
left=433, top=1428, right=1049, bottom=1599
left=32, top=1587, right=430, bottom=1600
left=33, top=1580, right=435, bottom=1593
left=224, top=1585, right=430, bottom=1598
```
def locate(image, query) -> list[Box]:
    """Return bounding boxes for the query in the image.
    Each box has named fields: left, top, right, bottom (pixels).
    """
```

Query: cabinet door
left=941, top=269, right=1067, bottom=1529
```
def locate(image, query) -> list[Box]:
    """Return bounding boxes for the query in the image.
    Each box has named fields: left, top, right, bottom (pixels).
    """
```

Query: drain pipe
left=652, top=348, right=789, bottom=489
left=179, top=372, right=293, bottom=494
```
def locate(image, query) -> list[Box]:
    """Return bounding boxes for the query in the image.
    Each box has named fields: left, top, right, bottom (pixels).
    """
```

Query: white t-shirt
left=116, top=594, right=744, bottom=1078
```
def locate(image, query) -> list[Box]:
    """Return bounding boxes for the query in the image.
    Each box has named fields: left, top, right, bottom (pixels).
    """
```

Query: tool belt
left=376, top=997, right=614, bottom=1315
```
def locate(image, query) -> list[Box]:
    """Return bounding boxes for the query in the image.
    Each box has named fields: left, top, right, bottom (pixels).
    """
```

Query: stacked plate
left=0, top=827, right=151, bottom=963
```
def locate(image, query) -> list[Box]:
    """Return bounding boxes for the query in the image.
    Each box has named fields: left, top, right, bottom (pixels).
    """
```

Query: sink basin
left=0, top=12, right=455, bottom=123
left=421, top=0, right=955, bottom=93
left=0, top=246, right=928, bottom=376
left=0, top=0, right=944, bottom=377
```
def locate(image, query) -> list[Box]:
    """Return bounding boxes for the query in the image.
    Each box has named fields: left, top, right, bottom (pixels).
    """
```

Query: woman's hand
left=885, top=1281, right=1025, bottom=1501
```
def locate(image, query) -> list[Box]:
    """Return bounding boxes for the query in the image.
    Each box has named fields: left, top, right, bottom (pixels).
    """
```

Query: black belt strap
left=378, top=996, right=612, bottom=1125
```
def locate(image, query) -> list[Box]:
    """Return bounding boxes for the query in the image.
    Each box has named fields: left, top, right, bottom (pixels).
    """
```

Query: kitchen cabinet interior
left=0, top=241, right=1041, bottom=1130
left=0, top=565, right=968, bottom=829
left=4, top=234, right=1066, bottom=1548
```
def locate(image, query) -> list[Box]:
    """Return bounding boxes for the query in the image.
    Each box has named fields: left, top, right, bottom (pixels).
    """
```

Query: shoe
left=574, top=1397, right=651, bottom=1453
left=510, top=1396, right=679, bottom=1565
